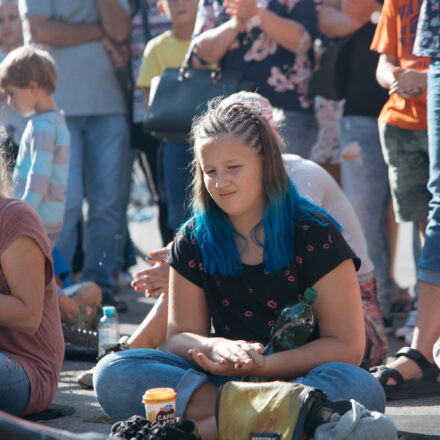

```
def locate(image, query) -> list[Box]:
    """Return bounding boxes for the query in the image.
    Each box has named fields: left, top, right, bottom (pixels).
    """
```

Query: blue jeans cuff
left=417, top=267, right=440, bottom=287
left=174, top=368, right=207, bottom=417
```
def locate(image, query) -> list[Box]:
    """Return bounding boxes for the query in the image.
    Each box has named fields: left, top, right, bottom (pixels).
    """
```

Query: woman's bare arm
left=376, top=53, right=399, bottom=90
left=0, top=236, right=46, bottom=335
left=319, top=0, right=377, bottom=38
left=192, top=17, right=244, bottom=64
left=225, top=0, right=310, bottom=53
left=166, top=267, right=214, bottom=361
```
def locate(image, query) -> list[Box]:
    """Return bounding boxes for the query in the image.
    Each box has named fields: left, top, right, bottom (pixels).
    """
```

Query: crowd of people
left=0, top=0, right=439, bottom=437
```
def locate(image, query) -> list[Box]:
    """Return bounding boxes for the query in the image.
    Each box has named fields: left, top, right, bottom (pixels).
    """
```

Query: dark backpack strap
left=139, top=0, right=151, bottom=43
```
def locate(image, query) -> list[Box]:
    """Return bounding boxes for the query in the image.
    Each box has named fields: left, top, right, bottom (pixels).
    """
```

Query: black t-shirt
left=343, top=23, right=389, bottom=118
left=167, top=217, right=360, bottom=346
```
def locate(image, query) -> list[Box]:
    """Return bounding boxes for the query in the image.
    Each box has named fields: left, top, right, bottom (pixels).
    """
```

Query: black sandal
left=370, top=347, right=440, bottom=400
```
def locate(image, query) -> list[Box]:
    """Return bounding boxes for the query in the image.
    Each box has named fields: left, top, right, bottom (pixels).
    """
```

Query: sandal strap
left=395, top=347, right=440, bottom=381
left=369, top=365, right=404, bottom=386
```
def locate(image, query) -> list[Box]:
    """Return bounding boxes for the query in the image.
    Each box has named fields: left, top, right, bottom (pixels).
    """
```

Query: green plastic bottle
left=263, top=287, right=318, bottom=356
left=244, top=288, right=318, bottom=382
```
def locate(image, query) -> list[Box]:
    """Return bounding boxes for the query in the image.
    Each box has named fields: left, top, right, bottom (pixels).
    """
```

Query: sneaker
left=77, top=336, right=130, bottom=388
left=77, top=366, right=95, bottom=388
left=62, top=323, right=98, bottom=351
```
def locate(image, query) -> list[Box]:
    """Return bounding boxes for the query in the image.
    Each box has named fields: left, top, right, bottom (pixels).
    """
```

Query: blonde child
left=0, top=46, right=70, bottom=246
left=0, top=47, right=96, bottom=330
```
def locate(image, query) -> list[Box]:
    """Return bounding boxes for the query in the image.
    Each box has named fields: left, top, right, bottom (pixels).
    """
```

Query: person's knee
left=82, top=282, right=102, bottom=306
left=303, top=362, right=386, bottom=413
left=330, top=362, right=386, bottom=412
left=70, top=282, right=102, bottom=307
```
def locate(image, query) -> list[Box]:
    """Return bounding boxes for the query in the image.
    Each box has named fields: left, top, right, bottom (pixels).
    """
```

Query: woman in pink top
left=0, top=155, right=64, bottom=416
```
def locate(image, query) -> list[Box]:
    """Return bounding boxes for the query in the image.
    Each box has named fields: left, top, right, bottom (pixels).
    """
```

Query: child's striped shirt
left=13, top=110, right=70, bottom=245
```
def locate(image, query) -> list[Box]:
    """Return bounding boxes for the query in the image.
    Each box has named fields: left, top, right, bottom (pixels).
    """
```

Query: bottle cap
left=303, top=287, right=318, bottom=303
left=142, top=388, right=176, bottom=404
left=103, top=306, right=116, bottom=316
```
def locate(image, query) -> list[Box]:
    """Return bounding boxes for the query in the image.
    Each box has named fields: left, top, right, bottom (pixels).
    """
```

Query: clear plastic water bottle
left=98, top=306, right=120, bottom=357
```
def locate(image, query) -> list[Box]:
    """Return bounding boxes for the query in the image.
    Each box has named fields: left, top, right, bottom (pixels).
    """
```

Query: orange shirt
left=371, top=0, right=430, bottom=130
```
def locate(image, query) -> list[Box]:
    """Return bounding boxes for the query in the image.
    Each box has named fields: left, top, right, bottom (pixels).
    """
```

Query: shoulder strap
left=139, top=0, right=151, bottom=43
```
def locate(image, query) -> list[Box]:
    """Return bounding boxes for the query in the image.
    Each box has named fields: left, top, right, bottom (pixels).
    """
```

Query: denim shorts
left=378, top=122, right=430, bottom=222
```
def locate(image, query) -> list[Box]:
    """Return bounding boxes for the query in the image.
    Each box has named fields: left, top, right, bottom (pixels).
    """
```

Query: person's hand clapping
left=389, top=67, right=427, bottom=99
left=342, top=0, right=378, bottom=27
left=131, top=248, right=170, bottom=298
left=224, top=0, right=259, bottom=23
left=188, top=339, right=265, bottom=376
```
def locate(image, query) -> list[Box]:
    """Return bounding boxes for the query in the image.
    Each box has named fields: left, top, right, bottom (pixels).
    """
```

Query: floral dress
left=414, top=0, right=440, bottom=58
left=194, top=0, right=321, bottom=113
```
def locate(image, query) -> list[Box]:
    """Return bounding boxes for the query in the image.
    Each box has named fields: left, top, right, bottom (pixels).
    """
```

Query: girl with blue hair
left=94, top=99, right=385, bottom=439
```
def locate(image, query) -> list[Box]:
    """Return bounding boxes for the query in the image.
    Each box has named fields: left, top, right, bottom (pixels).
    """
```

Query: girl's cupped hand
left=188, top=339, right=265, bottom=376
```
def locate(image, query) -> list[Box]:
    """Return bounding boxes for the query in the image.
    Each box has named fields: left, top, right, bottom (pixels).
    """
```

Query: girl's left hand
left=224, top=0, right=259, bottom=22
left=188, top=339, right=265, bottom=376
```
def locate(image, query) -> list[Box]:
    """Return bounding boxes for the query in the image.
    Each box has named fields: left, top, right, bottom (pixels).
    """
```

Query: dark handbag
left=143, top=48, right=255, bottom=142
left=308, top=33, right=355, bottom=101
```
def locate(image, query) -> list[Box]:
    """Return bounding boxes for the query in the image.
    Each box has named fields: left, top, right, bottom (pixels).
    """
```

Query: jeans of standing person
left=0, top=353, right=30, bottom=416
left=418, top=59, right=440, bottom=287
left=57, top=115, right=128, bottom=297
left=340, top=116, right=392, bottom=320
left=281, top=111, right=318, bottom=158
left=162, top=141, right=193, bottom=231
left=94, top=349, right=386, bottom=421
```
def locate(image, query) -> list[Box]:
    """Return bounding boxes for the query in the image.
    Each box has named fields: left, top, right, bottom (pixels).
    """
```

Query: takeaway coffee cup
left=142, top=387, right=176, bottom=426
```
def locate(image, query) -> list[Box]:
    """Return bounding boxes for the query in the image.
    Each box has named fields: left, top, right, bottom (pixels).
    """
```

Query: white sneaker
left=77, top=366, right=95, bottom=388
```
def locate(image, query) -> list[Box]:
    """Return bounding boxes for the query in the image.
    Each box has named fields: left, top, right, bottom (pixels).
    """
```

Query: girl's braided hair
left=184, top=98, right=336, bottom=277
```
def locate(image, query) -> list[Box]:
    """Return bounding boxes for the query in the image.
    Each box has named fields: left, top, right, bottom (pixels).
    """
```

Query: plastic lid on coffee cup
left=142, top=388, right=176, bottom=404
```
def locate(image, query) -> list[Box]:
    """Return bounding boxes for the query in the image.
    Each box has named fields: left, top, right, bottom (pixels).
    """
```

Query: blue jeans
left=94, top=349, right=385, bottom=421
left=281, top=111, right=318, bottom=158
left=57, top=115, right=128, bottom=295
left=162, top=141, right=192, bottom=231
left=418, top=59, right=440, bottom=286
left=340, top=116, right=392, bottom=319
left=0, top=353, right=30, bottom=415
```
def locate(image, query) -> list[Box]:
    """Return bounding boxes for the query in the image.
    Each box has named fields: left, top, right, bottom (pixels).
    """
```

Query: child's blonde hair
left=0, top=46, right=57, bottom=93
